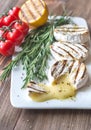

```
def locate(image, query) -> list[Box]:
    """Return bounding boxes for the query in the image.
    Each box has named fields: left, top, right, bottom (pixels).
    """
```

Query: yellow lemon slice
left=19, top=0, right=49, bottom=28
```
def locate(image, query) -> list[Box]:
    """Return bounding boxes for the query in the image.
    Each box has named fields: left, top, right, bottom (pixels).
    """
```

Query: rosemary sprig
left=0, top=16, right=71, bottom=88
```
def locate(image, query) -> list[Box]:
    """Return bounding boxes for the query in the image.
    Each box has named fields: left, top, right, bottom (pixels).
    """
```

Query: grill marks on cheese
left=50, top=42, right=88, bottom=61
left=54, top=24, right=90, bottom=44
left=69, top=61, right=86, bottom=84
left=51, top=60, right=86, bottom=80
left=20, top=0, right=45, bottom=23
left=27, top=60, right=88, bottom=102
left=27, top=81, right=47, bottom=93
left=51, top=60, right=88, bottom=89
left=55, top=26, right=88, bottom=32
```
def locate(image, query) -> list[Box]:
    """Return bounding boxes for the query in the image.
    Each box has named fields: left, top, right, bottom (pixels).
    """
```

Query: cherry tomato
left=8, top=7, right=20, bottom=19
left=0, top=18, right=3, bottom=27
left=0, top=16, right=5, bottom=27
left=0, top=7, right=20, bottom=27
left=0, top=30, right=4, bottom=37
left=2, top=15, right=16, bottom=26
left=0, top=29, right=8, bottom=38
left=6, top=28, right=24, bottom=46
left=0, top=40, right=15, bottom=56
left=13, top=21, right=29, bottom=35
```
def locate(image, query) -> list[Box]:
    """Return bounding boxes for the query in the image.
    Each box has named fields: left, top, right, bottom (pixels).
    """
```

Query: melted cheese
left=28, top=74, right=76, bottom=102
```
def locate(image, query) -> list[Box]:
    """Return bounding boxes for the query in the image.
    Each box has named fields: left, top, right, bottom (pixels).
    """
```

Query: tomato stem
left=0, top=37, right=5, bottom=41
left=9, top=20, right=22, bottom=27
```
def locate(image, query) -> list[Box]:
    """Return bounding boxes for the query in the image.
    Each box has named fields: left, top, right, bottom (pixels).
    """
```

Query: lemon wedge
left=19, top=0, right=49, bottom=28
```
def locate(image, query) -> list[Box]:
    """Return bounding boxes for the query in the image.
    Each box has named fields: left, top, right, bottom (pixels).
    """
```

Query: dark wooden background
left=0, top=0, right=91, bottom=130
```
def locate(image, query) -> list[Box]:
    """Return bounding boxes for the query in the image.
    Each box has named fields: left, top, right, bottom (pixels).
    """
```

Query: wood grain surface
left=0, top=0, right=91, bottom=130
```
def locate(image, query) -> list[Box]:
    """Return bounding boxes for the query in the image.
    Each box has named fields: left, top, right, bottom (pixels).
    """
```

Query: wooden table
left=0, top=0, right=91, bottom=130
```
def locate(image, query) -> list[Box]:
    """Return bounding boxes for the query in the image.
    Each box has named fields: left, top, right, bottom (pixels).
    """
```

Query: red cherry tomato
left=8, top=7, right=20, bottom=19
left=6, top=28, right=24, bottom=46
left=0, top=16, right=5, bottom=27
left=0, top=29, right=8, bottom=38
left=0, top=18, right=3, bottom=27
left=13, top=21, right=29, bottom=35
left=0, top=30, right=4, bottom=37
left=0, top=40, right=15, bottom=56
left=2, top=15, right=16, bottom=26
left=0, top=7, right=20, bottom=27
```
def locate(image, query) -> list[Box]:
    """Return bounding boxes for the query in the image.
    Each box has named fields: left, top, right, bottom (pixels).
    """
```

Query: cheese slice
left=50, top=42, right=88, bottom=61
left=54, top=24, right=90, bottom=45
left=19, top=0, right=48, bottom=27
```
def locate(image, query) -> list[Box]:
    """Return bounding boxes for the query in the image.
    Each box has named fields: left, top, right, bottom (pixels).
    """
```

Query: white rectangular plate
left=10, top=17, right=91, bottom=109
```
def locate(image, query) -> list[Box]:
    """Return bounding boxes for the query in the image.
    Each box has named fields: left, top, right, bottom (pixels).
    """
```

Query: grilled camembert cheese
left=51, top=60, right=88, bottom=89
left=50, top=42, right=88, bottom=61
left=54, top=24, right=90, bottom=44
left=19, top=0, right=48, bottom=27
left=27, top=60, right=88, bottom=101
